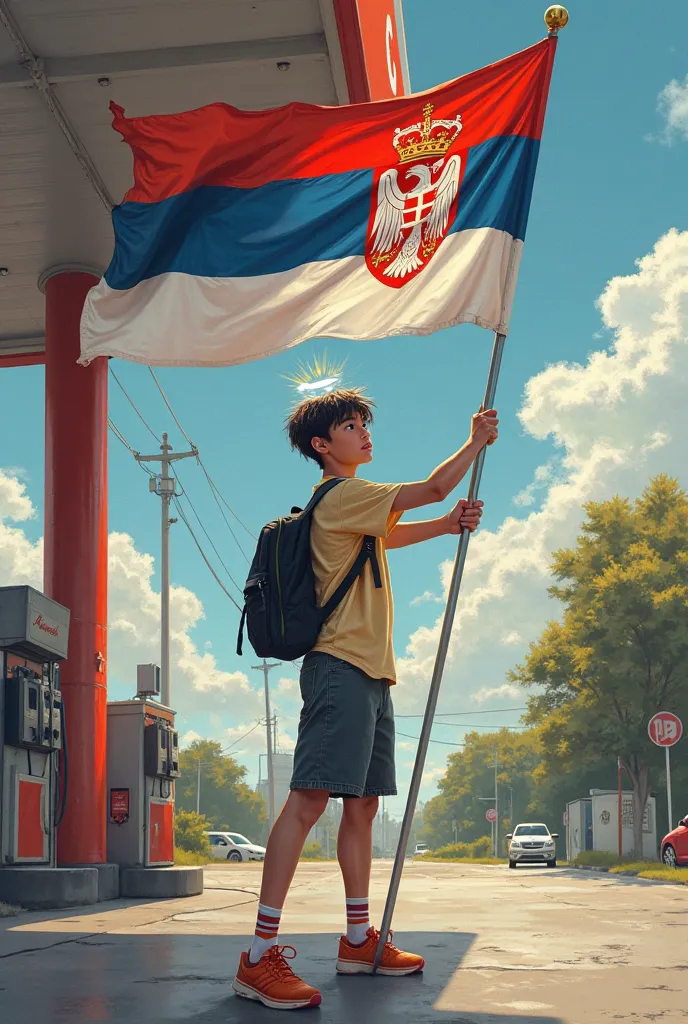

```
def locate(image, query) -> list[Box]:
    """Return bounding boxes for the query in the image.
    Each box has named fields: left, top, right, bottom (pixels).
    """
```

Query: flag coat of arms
left=80, top=39, right=556, bottom=367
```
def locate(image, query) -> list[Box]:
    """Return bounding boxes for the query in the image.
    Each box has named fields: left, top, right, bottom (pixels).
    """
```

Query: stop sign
left=485, top=808, right=497, bottom=822
left=648, top=712, right=683, bottom=747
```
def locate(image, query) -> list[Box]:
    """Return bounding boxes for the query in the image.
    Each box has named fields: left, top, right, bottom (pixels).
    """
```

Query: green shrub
left=174, top=809, right=212, bottom=855
left=301, top=841, right=324, bottom=860
left=426, top=835, right=496, bottom=860
left=572, top=851, right=630, bottom=868
left=174, top=848, right=210, bottom=866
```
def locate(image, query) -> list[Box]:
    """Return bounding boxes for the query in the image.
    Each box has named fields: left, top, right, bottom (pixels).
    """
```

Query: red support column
left=41, top=267, right=108, bottom=865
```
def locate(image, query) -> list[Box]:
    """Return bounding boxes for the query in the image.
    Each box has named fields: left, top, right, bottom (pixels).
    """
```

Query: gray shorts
left=290, top=652, right=397, bottom=798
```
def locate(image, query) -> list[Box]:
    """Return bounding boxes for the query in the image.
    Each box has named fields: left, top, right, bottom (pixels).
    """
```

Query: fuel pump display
left=0, top=586, right=70, bottom=867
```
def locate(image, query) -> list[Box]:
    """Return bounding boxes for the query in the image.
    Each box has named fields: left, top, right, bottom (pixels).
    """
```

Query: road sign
left=649, top=713, right=683, bottom=833
left=648, top=712, right=683, bottom=747
left=485, top=808, right=497, bottom=823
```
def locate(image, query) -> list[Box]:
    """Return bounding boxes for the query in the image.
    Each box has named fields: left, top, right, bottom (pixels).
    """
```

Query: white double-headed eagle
left=370, top=154, right=462, bottom=279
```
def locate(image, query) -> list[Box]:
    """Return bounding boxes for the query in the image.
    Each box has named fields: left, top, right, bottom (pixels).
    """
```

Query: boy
left=233, top=389, right=498, bottom=1010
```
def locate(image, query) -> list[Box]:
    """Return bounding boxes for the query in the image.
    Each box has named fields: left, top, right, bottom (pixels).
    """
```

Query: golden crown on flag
left=392, top=104, right=463, bottom=164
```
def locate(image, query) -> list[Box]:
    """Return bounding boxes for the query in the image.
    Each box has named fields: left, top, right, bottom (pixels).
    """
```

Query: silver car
left=506, top=823, right=558, bottom=868
left=206, top=831, right=266, bottom=862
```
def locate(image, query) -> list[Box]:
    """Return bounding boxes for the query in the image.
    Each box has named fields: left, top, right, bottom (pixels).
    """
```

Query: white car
left=206, top=831, right=266, bottom=862
left=413, top=843, right=430, bottom=856
left=506, top=823, right=558, bottom=868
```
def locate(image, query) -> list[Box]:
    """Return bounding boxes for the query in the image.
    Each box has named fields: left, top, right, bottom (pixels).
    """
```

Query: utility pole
left=196, top=758, right=201, bottom=814
left=252, top=660, right=281, bottom=831
left=137, top=431, right=197, bottom=707
left=494, top=748, right=499, bottom=858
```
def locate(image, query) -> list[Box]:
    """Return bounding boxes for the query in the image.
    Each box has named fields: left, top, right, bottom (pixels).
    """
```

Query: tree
left=511, top=477, right=688, bottom=856
left=177, top=739, right=267, bottom=840
left=174, top=810, right=212, bottom=854
left=421, top=729, right=542, bottom=851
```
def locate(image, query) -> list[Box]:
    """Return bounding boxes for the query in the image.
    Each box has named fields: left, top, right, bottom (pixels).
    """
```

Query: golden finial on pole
left=544, top=5, right=569, bottom=34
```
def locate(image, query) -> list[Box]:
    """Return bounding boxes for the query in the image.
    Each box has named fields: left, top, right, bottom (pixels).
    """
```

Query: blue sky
left=2, top=0, right=688, bottom=821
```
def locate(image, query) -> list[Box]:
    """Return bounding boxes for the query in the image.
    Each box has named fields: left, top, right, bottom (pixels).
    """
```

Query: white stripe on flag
left=80, top=228, right=523, bottom=368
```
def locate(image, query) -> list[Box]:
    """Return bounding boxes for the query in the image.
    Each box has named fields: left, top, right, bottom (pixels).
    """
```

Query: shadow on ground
left=0, top=928, right=565, bottom=1024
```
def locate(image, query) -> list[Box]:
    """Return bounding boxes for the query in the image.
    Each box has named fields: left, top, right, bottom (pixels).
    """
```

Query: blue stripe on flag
left=106, top=135, right=539, bottom=289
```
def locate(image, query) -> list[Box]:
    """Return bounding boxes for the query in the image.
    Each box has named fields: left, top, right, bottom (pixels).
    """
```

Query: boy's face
left=312, top=413, right=373, bottom=468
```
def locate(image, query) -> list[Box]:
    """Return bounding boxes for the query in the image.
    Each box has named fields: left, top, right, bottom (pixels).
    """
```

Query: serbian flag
left=80, top=39, right=556, bottom=367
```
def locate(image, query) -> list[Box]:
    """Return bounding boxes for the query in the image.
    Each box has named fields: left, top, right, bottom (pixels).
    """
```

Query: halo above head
left=284, top=353, right=348, bottom=398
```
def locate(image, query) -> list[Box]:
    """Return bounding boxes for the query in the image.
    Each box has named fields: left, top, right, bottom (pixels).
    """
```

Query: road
left=0, top=861, right=685, bottom=1023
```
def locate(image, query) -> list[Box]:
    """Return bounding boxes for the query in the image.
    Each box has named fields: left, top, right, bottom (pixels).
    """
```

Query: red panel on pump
left=148, top=800, right=174, bottom=865
left=17, top=779, right=45, bottom=859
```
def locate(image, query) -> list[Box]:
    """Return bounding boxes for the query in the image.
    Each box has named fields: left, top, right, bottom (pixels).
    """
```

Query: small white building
left=566, top=789, right=657, bottom=862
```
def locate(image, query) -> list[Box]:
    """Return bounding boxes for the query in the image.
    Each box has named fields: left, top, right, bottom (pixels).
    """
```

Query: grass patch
left=415, top=856, right=505, bottom=865
left=174, top=849, right=210, bottom=866
left=572, top=853, right=688, bottom=883
left=0, top=902, right=21, bottom=918
left=635, top=867, right=688, bottom=883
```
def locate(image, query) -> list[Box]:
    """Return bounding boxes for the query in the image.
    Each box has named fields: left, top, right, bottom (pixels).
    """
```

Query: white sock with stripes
left=346, top=897, right=370, bottom=945
left=249, top=903, right=282, bottom=964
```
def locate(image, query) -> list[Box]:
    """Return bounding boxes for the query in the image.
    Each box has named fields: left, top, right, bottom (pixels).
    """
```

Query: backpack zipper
left=275, top=518, right=286, bottom=641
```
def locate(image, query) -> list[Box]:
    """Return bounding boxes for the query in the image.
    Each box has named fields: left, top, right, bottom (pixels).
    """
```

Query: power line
left=222, top=720, right=262, bottom=753
left=174, top=477, right=244, bottom=594
left=148, top=366, right=197, bottom=448
left=110, top=368, right=160, bottom=444
left=197, top=462, right=252, bottom=560
left=396, top=707, right=527, bottom=718
left=429, top=722, right=525, bottom=731
left=148, top=366, right=256, bottom=544
left=397, top=733, right=466, bottom=749
left=171, top=497, right=243, bottom=613
left=109, top=377, right=247, bottom=599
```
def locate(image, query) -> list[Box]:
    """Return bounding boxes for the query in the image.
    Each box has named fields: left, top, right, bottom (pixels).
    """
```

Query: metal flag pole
left=374, top=331, right=506, bottom=970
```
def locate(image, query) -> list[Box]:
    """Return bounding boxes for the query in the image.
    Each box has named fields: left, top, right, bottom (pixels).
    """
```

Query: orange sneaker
left=233, top=945, right=322, bottom=1010
left=336, top=927, right=425, bottom=977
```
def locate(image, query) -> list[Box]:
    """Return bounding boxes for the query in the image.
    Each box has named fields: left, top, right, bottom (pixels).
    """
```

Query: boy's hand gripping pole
left=373, top=332, right=506, bottom=972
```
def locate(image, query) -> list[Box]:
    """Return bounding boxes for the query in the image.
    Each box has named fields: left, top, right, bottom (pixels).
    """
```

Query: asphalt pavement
left=0, top=861, right=685, bottom=1023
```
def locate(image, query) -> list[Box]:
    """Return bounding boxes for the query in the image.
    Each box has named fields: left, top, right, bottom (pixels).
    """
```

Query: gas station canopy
left=0, top=0, right=410, bottom=364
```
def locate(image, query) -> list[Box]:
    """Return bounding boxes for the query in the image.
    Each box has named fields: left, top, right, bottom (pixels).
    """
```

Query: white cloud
left=181, top=730, right=202, bottom=748
left=512, top=460, right=558, bottom=507
left=501, top=631, right=522, bottom=646
left=471, top=684, right=522, bottom=704
left=276, top=676, right=300, bottom=698
left=393, top=227, right=688, bottom=759
left=655, top=73, right=688, bottom=144
left=410, top=590, right=442, bottom=607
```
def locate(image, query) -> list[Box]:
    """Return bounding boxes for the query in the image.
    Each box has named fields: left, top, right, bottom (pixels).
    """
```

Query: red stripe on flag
left=112, top=38, right=555, bottom=203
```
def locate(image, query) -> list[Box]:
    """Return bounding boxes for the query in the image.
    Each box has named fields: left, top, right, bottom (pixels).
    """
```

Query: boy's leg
left=335, top=686, right=425, bottom=977
left=257, top=788, right=330, bottom=921
left=232, top=788, right=328, bottom=1011
left=338, top=796, right=378, bottom=943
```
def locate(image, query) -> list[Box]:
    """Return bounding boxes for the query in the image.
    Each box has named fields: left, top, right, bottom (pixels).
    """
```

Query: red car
left=661, top=815, right=688, bottom=867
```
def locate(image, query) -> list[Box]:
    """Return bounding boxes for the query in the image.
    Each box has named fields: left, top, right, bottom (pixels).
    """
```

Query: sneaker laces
left=264, top=944, right=299, bottom=981
left=367, top=927, right=400, bottom=954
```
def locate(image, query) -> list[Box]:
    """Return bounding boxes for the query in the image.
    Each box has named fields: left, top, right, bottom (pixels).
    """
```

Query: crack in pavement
left=0, top=933, right=99, bottom=961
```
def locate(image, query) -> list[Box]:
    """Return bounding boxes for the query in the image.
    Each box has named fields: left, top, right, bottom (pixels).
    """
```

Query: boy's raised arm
left=391, top=408, right=499, bottom=513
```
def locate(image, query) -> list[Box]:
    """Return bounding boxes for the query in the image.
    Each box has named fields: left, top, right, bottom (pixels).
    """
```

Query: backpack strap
left=320, top=535, right=382, bottom=624
left=236, top=604, right=247, bottom=656
left=300, top=476, right=346, bottom=516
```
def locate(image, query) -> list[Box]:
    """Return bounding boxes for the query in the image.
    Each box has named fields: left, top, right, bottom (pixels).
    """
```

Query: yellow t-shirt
left=311, top=477, right=402, bottom=683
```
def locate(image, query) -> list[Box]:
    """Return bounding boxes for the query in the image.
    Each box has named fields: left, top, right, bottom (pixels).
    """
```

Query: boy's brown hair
left=286, top=388, right=375, bottom=468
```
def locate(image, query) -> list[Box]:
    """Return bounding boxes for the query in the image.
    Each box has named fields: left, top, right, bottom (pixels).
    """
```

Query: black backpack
left=236, top=478, right=381, bottom=661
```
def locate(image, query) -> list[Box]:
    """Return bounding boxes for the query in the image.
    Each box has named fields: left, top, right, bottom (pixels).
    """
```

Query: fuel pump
left=106, top=681, right=180, bottom=868
left=0, top=586, right=70, bottom=867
